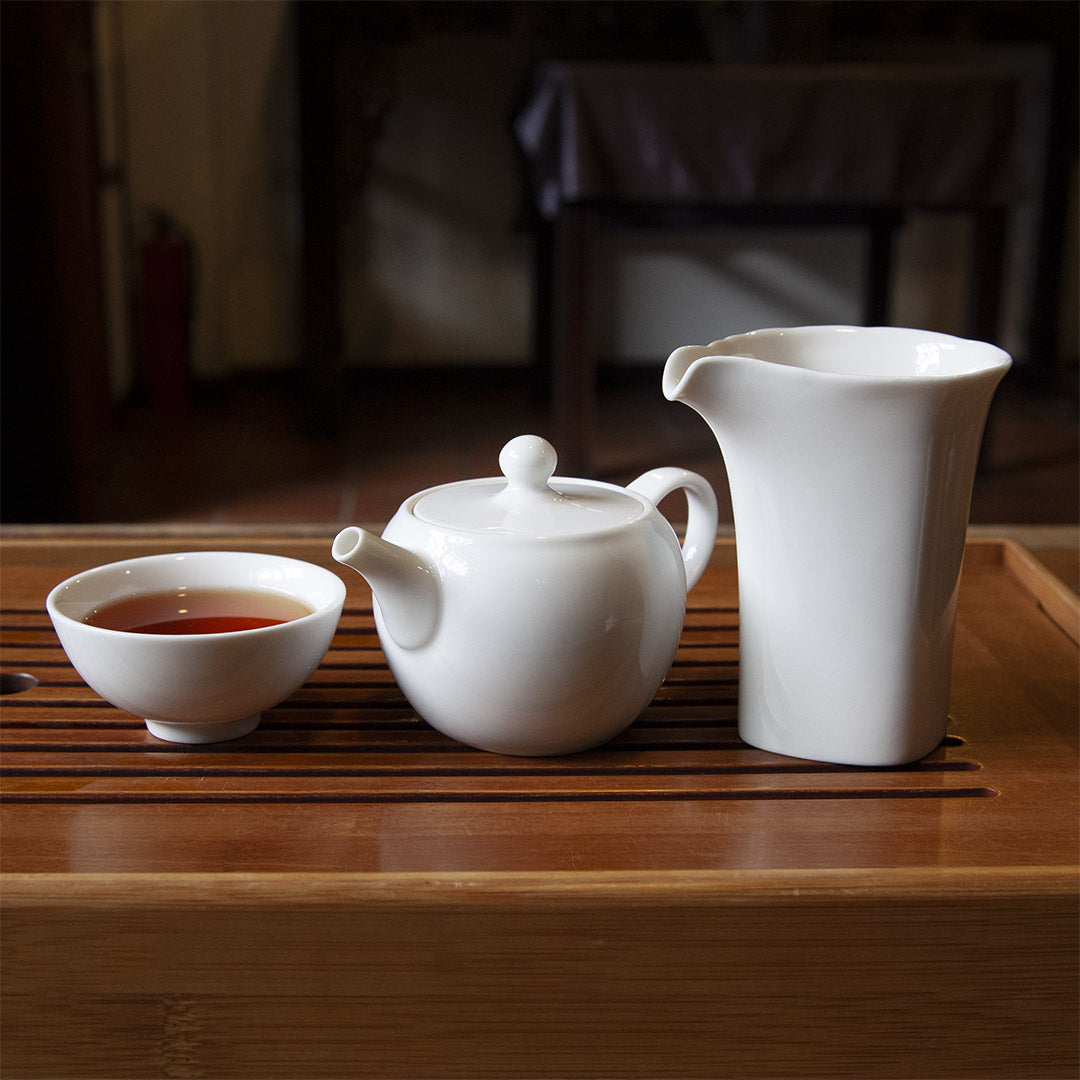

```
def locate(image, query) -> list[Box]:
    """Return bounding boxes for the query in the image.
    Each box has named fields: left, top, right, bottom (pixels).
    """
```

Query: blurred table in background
left=515, top=59, right=1049, bottom=474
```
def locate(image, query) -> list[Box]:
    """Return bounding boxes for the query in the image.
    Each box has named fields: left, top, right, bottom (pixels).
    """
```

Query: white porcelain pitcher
left=664, top=326, right=1011, bottom=766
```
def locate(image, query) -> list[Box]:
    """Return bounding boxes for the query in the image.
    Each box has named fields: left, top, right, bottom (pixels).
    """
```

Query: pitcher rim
left=665, top=325, right=1012, bottom=393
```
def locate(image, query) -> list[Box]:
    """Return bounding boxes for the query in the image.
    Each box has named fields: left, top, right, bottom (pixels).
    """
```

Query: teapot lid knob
left=499, top=435, right=557, bottom=491
left=412, top=433, right=641, bottom=534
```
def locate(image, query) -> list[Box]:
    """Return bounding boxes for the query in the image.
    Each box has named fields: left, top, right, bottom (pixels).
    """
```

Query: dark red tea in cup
left=84, top=588, right=313, bottom=635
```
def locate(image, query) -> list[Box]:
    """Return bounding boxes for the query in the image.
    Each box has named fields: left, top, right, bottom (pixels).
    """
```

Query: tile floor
left=90, top=366, right=1078, bottom=533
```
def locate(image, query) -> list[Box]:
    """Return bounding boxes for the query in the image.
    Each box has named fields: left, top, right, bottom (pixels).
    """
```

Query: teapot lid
left=410, top=435, right=645, bottom=536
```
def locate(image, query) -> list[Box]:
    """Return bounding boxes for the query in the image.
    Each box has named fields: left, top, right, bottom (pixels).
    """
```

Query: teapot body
left=333, top=437, right=719, bottom=756
left=377, top=496, right=686, bottom=756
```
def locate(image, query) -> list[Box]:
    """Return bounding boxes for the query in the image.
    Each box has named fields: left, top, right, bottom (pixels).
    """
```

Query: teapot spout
left=332, top=527, right=439, bottom=649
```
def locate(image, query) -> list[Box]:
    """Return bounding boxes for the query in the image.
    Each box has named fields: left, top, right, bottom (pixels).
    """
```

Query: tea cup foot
left=145, top=714, right=261, bottom=744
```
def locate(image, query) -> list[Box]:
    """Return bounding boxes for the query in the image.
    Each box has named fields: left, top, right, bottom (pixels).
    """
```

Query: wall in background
left=339, top=26, right=535, bottom=367
left=101, top=0, right=299, bottom=387
left=98, top=0, right=1069, bottom=390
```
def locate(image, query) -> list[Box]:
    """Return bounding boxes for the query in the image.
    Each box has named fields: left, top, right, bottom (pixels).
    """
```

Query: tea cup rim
left=46, top=550, right=347, bottom=640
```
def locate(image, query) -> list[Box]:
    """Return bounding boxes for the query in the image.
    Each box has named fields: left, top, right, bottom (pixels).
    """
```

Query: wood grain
left=1, top=531, right=1076, bottom=1078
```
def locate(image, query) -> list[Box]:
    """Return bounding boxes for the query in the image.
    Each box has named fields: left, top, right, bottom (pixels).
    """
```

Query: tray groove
left=1, top=601, right=996, bottom=808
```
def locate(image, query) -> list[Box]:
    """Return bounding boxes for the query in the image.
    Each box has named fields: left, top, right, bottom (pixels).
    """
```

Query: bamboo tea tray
left=1, top=530, right=1076, bottom=1079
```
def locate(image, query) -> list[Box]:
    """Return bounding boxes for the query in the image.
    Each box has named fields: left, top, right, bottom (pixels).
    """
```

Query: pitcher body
left=664, top=326, right=1011, bottom=766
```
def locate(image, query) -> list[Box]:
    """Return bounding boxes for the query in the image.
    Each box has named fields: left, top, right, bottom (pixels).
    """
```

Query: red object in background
left=139, top=215, right=192, bottom=412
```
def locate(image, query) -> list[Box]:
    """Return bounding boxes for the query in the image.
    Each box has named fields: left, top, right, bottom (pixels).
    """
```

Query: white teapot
left=332, top=435, right=718, bottom=756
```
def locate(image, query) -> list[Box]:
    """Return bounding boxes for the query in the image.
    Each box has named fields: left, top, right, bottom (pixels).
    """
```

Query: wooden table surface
left=2, top=529, right=1077, bottom=1079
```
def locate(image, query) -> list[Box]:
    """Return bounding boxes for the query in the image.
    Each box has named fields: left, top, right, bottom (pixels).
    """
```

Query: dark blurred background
left=2, top=0, right=1077, bottom=526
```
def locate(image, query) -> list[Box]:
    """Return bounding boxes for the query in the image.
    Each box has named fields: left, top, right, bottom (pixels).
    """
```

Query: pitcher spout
left=663, top=341, right=765, bottom=435
left=662, top=344, right=722, bottom=405
left=332, top=527, right=439, bottom=649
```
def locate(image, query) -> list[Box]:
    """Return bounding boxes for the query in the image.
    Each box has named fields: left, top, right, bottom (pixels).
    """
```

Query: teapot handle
left=627, top=468, right=718, bottom=594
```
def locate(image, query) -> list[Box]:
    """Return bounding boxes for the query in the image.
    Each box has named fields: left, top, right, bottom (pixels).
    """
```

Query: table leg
left=968, top=207, right=1009, bottom=469
left=864, top=212, right=900, bottom=326
left=296, top=4, right=344, bottom=438
left=550, top=205, right=597, bottom=477
left=968, top=207, right=1007, bottom=345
